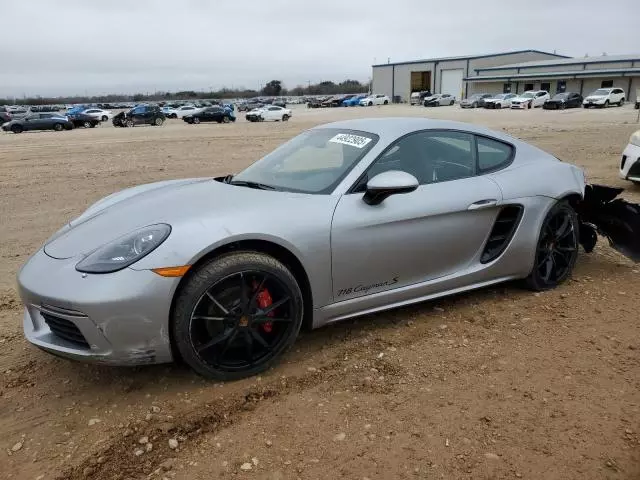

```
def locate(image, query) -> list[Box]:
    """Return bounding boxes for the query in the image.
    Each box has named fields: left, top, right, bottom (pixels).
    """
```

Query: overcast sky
left=1, top=0, right=637, bottom=97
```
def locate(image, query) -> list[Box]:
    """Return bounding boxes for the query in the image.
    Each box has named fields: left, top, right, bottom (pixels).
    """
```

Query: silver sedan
left=17, top=118, right=640, bottom=380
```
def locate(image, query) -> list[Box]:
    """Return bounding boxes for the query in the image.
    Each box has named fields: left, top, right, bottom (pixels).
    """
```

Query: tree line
left=0, top=79, right=370, bottom=106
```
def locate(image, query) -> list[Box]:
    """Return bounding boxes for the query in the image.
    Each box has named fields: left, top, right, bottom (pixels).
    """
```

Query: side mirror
left=363, top=170, right=419, bottom=206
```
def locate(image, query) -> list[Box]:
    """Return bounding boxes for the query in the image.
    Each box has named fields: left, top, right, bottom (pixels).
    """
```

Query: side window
left=364, top=131, right=475, bottom=186
left=476, top=136, right=513, bottom=173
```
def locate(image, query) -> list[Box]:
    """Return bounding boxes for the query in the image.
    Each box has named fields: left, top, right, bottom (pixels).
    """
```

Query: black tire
left=472, top=102, right=478, bottom=108
left=603, top=100, right=609, bottom=108
left=101, top=115, right=108, bottom=122
left=126, top=119, right=135, bottom=128
left=282, top=114, right=289, bottom=122
left=223, top=116, right=230, bottom=123
left=368, top=101, right=373, bottom=106
left=527, top=101, right=532, bottom=109
left=618, top=98, right=625, bottom=107
left=53, top=123, right=63, bottom=131
left=383, top=100, right=388, bottom=105
left=193, top=117, right=200, bottom=124
left=560, top=103, right=566, bottom=110
left=89, top=123, right=96, bottom=128
left=635, top=103, right=639, bottom=110
left=525, top=201, right=579, bottom=291
left=154, top=117, right=164, bottom=126
left=172, top=252, right=304, bottom=380
left=11, top=124, right=23, bottom=134
left=83, top=121, right=92, bottom=128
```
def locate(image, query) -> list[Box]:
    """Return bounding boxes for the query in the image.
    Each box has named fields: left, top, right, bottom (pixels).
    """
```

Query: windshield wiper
left=229, top=180, right=277, bottom=191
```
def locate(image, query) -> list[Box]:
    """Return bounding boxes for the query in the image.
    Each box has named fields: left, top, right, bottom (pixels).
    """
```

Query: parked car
left=272, top=98, right=287, bottom=108
left=323, top=95, right=355, bottom=108
left=0, top=111, right=12, bottom=124
left=184, top=106, right=236, bottom=124
left=583, top=88, right=626, bottom=108
left=359, top=94, right=390, bottom=106
left=343, top=94, right=368, bottom=107
left=82, top=108, right=113, bottom=122
left=16, top=118, right=640, bottom=380
left=2, top=112, right=72, bottom=133
left=423, top=94, right=455, bottom=107
left=246, top=105, right=292, bottom=122
left=162, top=106, right=179, bottom=118
left=112, top=105, right=165, bottom=127
left=620, top=129, right=640, bottom=184
left=409, top=91, right=432, bottom=106
left=67, top=113, right=100, bottom=129
left=172, top=105, right=202, bottom=119
left=483, top=93, right=518, bottom=109
left=459, top=93, right=492, bottom=108
left=2, top=107, right=29, bottom=119
left=543, top=92, right=583, bottom=110
left=238, top=100, right=265, bottom=112
left=307, top=97, right=329, bottom=108
left=510, top=91, right=550, bottom=109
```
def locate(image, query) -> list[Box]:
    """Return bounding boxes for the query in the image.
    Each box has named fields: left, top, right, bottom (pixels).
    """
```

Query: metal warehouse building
left=372, top=50, right=640, bottom=103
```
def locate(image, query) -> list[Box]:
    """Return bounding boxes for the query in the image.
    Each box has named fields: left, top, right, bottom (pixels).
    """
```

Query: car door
left=263, top=106, right=278, bottom=121
left=331, top=130, right=503, bottom=301
left=23, top=114, right=43, bottom=131
left=612, top=89, right=623, bottom=102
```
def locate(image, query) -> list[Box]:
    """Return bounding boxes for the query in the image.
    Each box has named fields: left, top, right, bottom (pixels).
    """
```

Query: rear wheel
left=603, top=100, right=609, bottom=108
left=53, top=123, right=63, bottom=131
left=154, top=117, right=164, bottom=126
left=172, top=252, right=304, bottom=380
left=618, top=98, right=625, bottom=107
left=83, top=121, right=91, bottom=128
left=193, top=117, right=200, bottom=124
left=525, top=201, right=579, bottom=291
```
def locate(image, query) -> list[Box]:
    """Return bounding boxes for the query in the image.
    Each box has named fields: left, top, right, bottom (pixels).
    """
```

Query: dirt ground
left=1, top=104, right=639, bottom=480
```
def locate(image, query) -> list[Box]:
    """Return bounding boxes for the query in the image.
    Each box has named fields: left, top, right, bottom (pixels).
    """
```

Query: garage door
left=440, top=69, right=464, bottom=99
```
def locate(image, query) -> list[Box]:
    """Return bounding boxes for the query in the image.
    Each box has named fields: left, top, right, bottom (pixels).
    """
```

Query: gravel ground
left=1, top=104, right=639, bottom=480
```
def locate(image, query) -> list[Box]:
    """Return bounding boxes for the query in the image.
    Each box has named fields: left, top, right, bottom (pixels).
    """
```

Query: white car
left=174, top=105, right=203, bottom=119
left=620, top=129, right=640, bottom=184
left=422, top=94, right=456, bottom=107
left=82, top=108, right=113, bottom=121
left=483, top=93, right=518, bottom=109
left=583, top=88, right=626, bottom=108
left=510, top=90, right=550, bottom=109
left=246, top=105, right=292, bottom=122
left=162, top=106, right=180, bottom=118
left=359, top=94, right=390, bottom=106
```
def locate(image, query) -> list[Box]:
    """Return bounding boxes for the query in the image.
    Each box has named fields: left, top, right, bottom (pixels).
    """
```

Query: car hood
left=43, top=178, right=313, bottom=260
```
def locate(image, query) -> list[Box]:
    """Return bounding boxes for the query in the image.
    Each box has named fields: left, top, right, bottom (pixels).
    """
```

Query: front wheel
left=618, top=98, right=625, bottom=107
left=282, top=114, right=289, bottom=122
left=53, top=123, right=63, bottom=131
left=101, top=115, right=108, bottom=122
left=223, top=116, right=230, bottom=123
left=525, top=201, right=579, bottom=291
left=172, top=252, right=304, bottom=380
left=154, top=117, right=164, bottom=126
left=83, top=121, right=92, bottom=128
left=603, top=100, right=609, bottom=108
left=193, top=117, right=200, bottom=124
left=383, top=100, right=388, bottom=105
left=126, top=119, right=135, bottom=128
left=11, top=125, right=23, bottom=134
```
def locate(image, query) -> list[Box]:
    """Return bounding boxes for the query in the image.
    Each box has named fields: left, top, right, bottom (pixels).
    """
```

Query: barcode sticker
left=329, top=133, right=372, bottom=149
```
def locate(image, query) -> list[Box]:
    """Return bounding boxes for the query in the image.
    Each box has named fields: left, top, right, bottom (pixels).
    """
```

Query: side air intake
left=481, top=205, right=523, bottom=264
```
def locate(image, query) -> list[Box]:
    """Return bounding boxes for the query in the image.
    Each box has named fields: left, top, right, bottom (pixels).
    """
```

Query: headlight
left=631, top=131, right=640, bottom=148
left=75, top=224, right=171, bottom=273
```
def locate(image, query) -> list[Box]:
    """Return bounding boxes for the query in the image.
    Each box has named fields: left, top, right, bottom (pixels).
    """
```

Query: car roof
left=312, top=117, right=518, bottom=144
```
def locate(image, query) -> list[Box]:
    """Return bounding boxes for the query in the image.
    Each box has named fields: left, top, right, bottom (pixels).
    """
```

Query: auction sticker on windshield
left=329, top=133, right=373, bottom=149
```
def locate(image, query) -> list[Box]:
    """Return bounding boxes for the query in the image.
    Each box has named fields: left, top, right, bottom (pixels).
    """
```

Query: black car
left=307, top=96, right=330, bottom=108
left=0, top=111, right=11, bottom=124
left=238, top=100, right=264, bottom=112
left=183, top=106, right=235, bottom=124
left=1, top=112, right=72, bottom=133
left=67, top=113, right=100, bottom=128
left=543, top=92, right=583, bottom=110
left=322, top=94, right=355, bottom=107
left=113, top=105, right=165, bottom=127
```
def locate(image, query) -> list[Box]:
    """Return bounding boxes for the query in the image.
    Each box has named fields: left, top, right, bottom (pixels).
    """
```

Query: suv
left=410, top=91, right=432, bottom=106
left=113, top=105, right=165, bottom=127
left=583, top=88, right=626, bottom=108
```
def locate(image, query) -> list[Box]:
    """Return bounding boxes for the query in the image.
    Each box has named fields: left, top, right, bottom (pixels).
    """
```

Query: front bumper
left=510, top=102, right=528, bottom=109
left=583, top=100, right=605, bottom=107
left=17, top=249, right=177, bottom=366
left=620, top=143, right=640, bottom=181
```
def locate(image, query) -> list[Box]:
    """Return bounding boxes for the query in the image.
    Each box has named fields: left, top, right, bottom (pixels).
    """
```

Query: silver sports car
left=17, top=118, right=640, bottom=380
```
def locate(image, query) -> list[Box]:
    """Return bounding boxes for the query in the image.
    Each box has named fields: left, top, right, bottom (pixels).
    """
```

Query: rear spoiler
left=577, top=184, right=640, bottom=262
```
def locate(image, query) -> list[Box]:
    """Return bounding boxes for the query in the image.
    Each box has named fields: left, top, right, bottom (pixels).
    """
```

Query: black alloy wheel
left=223, top=116, right=231, bottom=123
left=173, top=252, right=303, bottom=380
left=193, top=117, right=200, bottom=124
left=526, top=202, right=579, bottom=291
left=53, top=123, right=63, bottom=131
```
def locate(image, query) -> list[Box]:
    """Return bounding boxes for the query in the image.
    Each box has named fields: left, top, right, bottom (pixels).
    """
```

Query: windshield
left=231, top=128, right=379, bottom=194
left=521, top=92, right=535, bottom=98
left=592, top=89, right=611, bottom=95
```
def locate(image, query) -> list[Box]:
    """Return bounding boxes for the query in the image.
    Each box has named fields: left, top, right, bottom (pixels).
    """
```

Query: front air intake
left=481, top=205, right=523, bottom=264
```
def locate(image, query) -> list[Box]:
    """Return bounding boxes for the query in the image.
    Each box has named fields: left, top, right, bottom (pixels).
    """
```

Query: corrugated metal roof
left=476, top=54, right=640, bottom=71
left=371, top=49, right=568, bottom=67
left=464, top=67, right=640, bottom=82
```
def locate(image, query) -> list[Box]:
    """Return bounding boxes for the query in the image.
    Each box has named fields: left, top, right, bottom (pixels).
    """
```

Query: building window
left=503, top=83, right=512, bottom=93
left=601, top=80, right=613, bottom=88
left=556, top=80, right=566, bottom=93
left=524, top=83, right=534, bottom=91
left=540, top=82, right=551, bottom=92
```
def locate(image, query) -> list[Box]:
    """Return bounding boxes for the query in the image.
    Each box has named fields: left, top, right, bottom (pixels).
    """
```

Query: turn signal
left=152, top=266, right=191, bottom=277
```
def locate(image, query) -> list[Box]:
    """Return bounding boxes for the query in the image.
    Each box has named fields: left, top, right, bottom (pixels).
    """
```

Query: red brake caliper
left=253, top=280, right=274, bottom=333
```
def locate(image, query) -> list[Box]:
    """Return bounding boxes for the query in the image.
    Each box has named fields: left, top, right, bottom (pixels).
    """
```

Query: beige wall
left=371, top=65, right=393, bottom=99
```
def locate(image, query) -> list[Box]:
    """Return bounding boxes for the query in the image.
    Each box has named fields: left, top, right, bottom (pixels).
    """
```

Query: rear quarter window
left=476, top=136, right=514, bottom=173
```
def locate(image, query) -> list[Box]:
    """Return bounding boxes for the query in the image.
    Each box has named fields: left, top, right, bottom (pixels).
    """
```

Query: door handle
left=468, top=199, right=498, bottom=210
